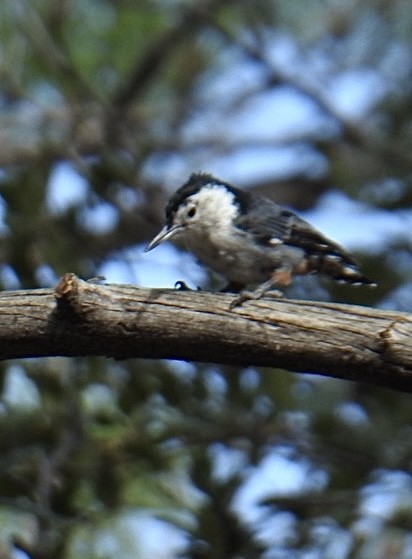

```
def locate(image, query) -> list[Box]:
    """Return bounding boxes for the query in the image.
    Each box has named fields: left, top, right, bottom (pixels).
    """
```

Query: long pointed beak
left=144, top=224, right=183, bottom=252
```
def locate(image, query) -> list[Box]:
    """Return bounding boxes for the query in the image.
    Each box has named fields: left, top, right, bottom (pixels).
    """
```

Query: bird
left=145, top=173, right=375, bottom=304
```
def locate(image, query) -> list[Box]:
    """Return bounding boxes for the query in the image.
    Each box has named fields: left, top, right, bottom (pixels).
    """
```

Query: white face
left=173, top=184, right=239, bottom=234
left=145, top=183, right=241, bottom=253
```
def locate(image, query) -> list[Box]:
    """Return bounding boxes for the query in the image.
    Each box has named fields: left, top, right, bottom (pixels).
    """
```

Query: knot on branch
left=378, top=316, right=412, bottom=367
left=55, top=272, right=79, bottom=300
left=54, top=273, right=91, bottom=319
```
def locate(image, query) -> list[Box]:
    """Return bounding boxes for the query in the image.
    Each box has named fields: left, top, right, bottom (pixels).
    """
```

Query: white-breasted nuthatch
left=145, top=173, right=375, bottom=302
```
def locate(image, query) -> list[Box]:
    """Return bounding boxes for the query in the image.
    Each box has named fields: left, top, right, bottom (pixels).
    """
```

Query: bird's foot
left=229, top=281, right=283, bottom=309
left=87, top=275, right=106, bottom=284
left=174, top=281, right=201, bottom=291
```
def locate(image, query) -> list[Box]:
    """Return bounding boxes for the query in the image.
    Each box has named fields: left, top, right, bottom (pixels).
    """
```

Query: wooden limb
left=0, top=273, right=411, bottom=392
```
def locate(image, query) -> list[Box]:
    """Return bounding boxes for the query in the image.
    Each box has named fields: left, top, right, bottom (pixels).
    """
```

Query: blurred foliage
left=0, top=0, right=412, bottom=558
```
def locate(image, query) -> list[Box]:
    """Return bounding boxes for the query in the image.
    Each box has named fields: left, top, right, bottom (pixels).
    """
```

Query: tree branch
left=1, top=274, right=411, bottom=392
left=112, top=0, right=237, bottom=108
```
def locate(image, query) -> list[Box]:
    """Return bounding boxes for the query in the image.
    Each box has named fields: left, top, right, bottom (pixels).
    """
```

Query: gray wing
left=234, top=196, right=294, bottom=242
left=235, top=196, right=358, bottom=267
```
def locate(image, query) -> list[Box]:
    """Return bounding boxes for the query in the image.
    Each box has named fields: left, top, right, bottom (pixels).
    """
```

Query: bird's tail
left=288, top=218, right=377, bottom=287
left=318, top=253, right=376, bottom=286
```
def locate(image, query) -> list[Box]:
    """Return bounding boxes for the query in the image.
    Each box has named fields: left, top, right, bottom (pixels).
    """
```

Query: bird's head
left=145, top=173, right=246, bottom=252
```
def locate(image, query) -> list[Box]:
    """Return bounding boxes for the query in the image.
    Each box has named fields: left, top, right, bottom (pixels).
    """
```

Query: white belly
left=183, top=229, right=304, bottom=285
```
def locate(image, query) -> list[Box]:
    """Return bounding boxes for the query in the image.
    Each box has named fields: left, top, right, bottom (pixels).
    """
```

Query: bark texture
left=0, top=274, right=411, bottom=391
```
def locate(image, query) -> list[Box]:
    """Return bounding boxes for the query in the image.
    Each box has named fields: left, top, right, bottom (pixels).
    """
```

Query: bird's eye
left=187, top=206, right=196, bottom=218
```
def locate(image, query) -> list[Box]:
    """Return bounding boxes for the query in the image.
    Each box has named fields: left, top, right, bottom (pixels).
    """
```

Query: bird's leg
left=229, top=268, right=291, bottom=309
